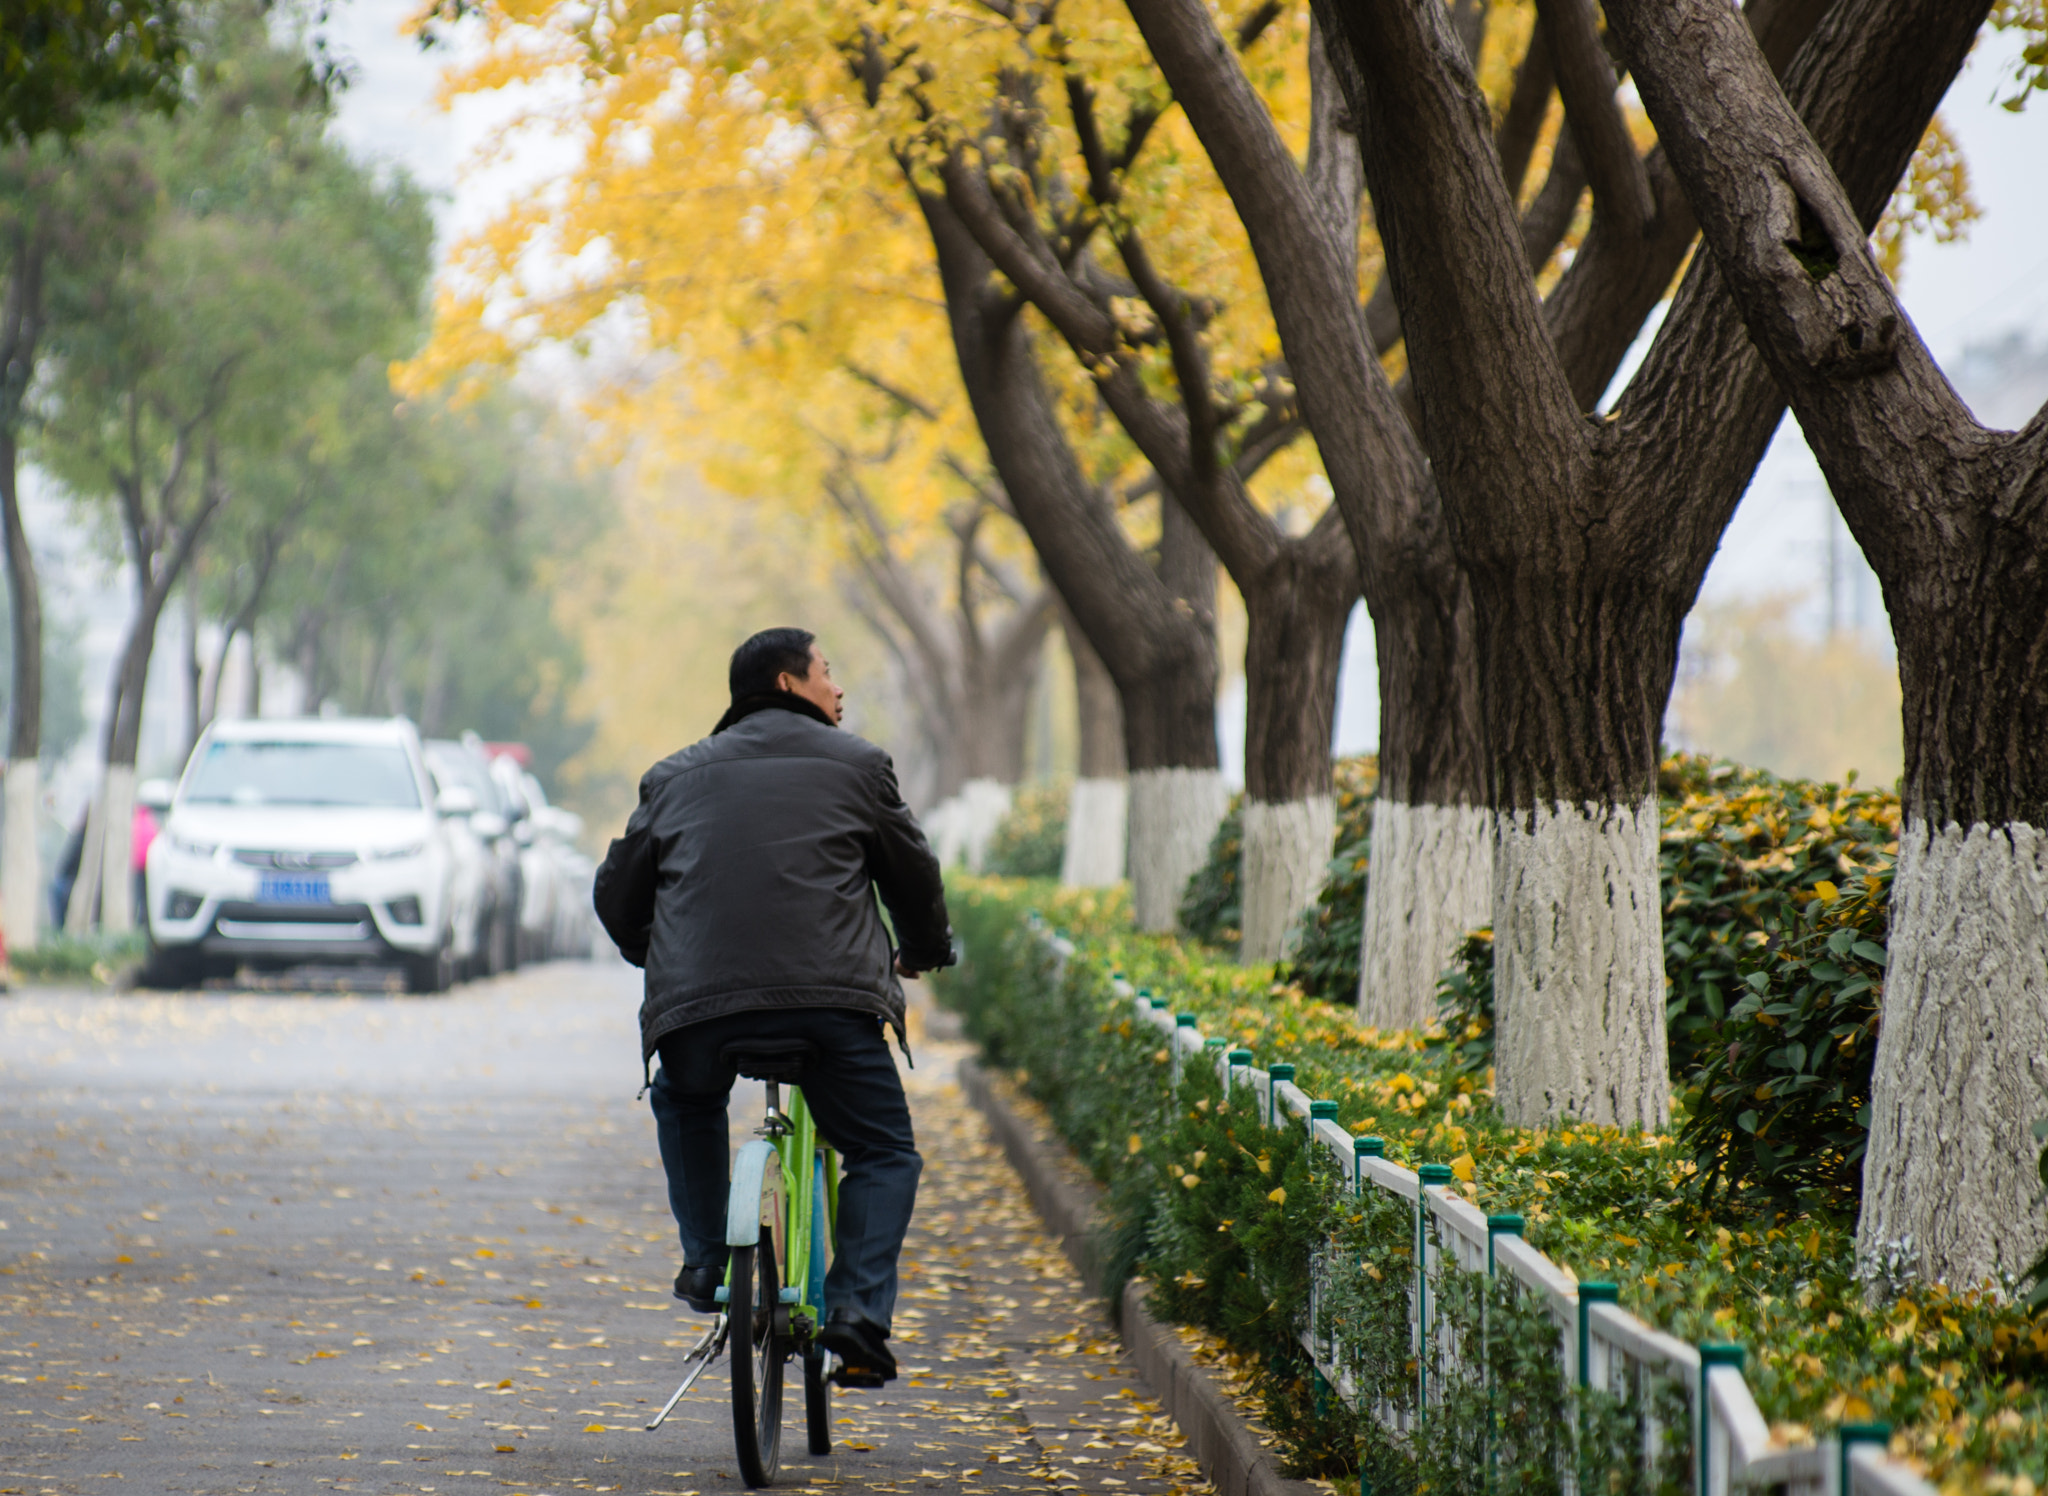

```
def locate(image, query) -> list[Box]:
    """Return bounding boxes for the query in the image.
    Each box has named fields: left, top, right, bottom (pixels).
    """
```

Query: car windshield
left=182, top=741, right=422, bottom=809
left=426, top=745, right=499, bottom=810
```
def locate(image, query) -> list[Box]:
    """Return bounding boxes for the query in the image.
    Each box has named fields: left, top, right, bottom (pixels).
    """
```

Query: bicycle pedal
left=829, top=1364, right=888, bottom=1390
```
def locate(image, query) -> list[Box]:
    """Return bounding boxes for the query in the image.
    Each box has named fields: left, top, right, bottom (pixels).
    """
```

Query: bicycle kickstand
left=643, top=1313, right=729, bottom=1431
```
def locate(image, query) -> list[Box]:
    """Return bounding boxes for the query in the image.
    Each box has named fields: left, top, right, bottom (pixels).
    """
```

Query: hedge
left=932, top=876, right=2048, bottom=1491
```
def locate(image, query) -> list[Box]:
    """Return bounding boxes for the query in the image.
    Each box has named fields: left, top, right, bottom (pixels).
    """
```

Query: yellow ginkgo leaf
left=1814, top=880, right=1839, bottom=902
left=1267, top=1187, right=1287, bottom=1205
left=583, top=1422, right=608, bottom=1433
left=1450, top=1154, right=1476, bottom=1183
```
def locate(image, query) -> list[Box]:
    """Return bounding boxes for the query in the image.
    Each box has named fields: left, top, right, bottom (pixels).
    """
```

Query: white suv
left=143, top=717, right=463, bottom=991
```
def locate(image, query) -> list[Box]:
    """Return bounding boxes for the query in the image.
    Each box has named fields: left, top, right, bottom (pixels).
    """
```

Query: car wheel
left=405, top=941, right=454, bottom=995
left=138, top=943, right=208, bottom=991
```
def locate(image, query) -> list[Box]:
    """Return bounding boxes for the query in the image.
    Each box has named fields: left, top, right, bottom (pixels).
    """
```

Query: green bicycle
left=644, top=1041, right=838, bottom=1486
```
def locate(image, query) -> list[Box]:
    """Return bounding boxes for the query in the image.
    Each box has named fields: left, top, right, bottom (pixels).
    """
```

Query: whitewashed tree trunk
left=1492, top=798, right=1669, bottom=1130
left=924, top=796, right=965, bottom=868
left=66, top=788, right=106, bottom=934
left=1240, top=795, right=1336, bottom=964
left=3, top=759, right=38, bottom=953
left=1128, top=766, right=1229, bottom=933
left=1060, top=777, right=1128, bottom=887
left=1857, top=821, right=2048, bottom=1289
left=97, top=765, right=138, bottom=934
left=1358, top=799, right=1492, bottom=1029
left=956, top=777, right=1013, bottom=873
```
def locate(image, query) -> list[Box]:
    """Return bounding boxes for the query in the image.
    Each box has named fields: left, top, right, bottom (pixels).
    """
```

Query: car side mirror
left=470, top=811, right=508, bottom=840
left=137, top=777, right=175, bottom=811
left=435, top=786, right=479, bottom=818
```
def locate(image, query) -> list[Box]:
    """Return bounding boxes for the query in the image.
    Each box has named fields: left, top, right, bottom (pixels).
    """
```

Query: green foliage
left=1428, top=928, right=1494, bottom=1075
left=1679, top=869, right=1887, bottom=1216
left=1657, top=754, right=1896, bottom=1083
left=0, top=0, right=185, bottom=144
left=1277, top=755, right=1377, bottom=1001
left=984, top=780, right=1067, bottom=878
left=937, top=876, right=2048, bottom=1489
left=1657, top=757, right=1897, bottom=1215
left=1177, top=792, right=1243, bottom=948
left=10, top=930, right=144, bottom=981
left=2026, top=1103, right=2048, bottom=1315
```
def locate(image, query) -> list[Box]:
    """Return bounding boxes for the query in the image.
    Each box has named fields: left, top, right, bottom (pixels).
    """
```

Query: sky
left=317, top=4, right=2048, bottom=778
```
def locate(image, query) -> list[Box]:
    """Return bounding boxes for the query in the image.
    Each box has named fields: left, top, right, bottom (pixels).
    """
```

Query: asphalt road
left=0, top=960, right=1211, bottom=1496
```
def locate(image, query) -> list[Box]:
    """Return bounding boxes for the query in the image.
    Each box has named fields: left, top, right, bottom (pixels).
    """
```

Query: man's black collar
left=712, top=690, right=836, bottom=735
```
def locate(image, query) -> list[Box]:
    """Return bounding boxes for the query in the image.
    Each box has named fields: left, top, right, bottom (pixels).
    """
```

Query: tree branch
left=1535, top=0, right=1653, bottom=232
left=1494, top=17, right=1554, bottom=201
left=1605, top=0, right=1976, bottom=476
left=841, top=360, right=939, bottom=421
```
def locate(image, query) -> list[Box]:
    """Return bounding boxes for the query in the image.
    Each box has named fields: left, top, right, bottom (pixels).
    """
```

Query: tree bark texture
left=1128, top=765, right=1232, bottom=932
left=1059, top=600, right=1128, bottom=888
left=1491, top=797, right=1669, bottom=1128
left=1301, top=0, right=1979, bottom=1122
left=1606, top=0, right=2034, bottom=1286
left=1241, top=795, right=1336, bottom=964
left=915, top=187, right=1223, bottom=927
left=1, top=217, right=47, bottom=949
left=1357, top=800, right=1491, bottom=1030
left=0, top=432, right=41, bottom=950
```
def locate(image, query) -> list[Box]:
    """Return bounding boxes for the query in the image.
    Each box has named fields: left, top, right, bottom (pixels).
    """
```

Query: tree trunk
left=1605, top=0, right=2027, bottom=1286
left=1060, top=601, right=1127, bottom=888
left=77, top=591, right=166, bottom=935
left=1121, top=0, right=1492, bottom=1012
left=1238, top=544, right=1351, bottom=962
left=181, top=586, right=202, bottom=763
left=916, top=187, right=1223, bottom=928
left=1303, top=0, right=1977, bottom=1120
left=1, top=428, right=42, bottom=950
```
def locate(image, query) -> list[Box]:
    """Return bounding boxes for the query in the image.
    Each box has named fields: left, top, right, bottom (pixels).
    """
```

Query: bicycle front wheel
left=728, top=1229, right=785, bottom=1486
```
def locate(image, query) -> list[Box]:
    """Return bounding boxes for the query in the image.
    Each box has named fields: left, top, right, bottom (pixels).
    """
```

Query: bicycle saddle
left=718, top=1039, right=819, bottom=1084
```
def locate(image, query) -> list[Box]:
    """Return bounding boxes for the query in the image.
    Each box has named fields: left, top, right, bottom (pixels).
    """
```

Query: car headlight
left=168, top=832, right=218, bottom=858
left=368, top=841, right=428, bottom=862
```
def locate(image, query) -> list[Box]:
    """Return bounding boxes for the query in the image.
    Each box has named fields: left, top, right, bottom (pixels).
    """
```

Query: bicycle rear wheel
left=728, top=1229, right=785, bottom=1486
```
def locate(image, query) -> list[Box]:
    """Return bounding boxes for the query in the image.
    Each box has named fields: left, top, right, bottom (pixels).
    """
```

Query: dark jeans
left=649, top=1007, right=921, bottom=1334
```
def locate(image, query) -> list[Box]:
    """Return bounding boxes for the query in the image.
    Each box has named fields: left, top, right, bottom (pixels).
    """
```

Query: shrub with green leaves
left=935, top=876, right=2048, bottom=1490
left=11, top=932, right=147, bottom=983
left=1277, top=755, right=1377, bottom=1001
left=1679, top=868, right=1887, bottom=1215
left=983, top=779, right=1070, bottom=879
left=1177, top=793, right=1245, bottom=948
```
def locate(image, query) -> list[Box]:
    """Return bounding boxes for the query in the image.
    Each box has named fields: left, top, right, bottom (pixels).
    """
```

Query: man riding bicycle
left=593, top=628, right=953, bottom=1387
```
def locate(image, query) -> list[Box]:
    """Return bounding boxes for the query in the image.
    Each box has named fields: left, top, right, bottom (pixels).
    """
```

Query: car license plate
left=259, top=875, right=331, bottom=906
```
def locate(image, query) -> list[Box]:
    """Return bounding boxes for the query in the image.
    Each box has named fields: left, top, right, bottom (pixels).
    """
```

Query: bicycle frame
left=647, top=1076, right=838, bottom=1439
left=723, top=1080, right=836, bottom=1329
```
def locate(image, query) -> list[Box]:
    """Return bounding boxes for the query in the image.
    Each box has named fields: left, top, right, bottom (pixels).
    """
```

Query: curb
left=958, top=1057, right=1320, bottom=1496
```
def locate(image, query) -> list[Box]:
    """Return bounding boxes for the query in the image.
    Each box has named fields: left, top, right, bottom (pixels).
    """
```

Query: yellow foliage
left=1874, top=115, right=1979, bottom=282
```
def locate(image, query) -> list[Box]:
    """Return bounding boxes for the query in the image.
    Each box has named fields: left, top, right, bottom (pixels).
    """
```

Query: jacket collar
left=711, top=690, right=837, bottom=735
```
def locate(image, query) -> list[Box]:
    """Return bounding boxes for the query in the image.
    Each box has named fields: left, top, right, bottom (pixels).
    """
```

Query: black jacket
left=593, top=698, right=953, bottom=1057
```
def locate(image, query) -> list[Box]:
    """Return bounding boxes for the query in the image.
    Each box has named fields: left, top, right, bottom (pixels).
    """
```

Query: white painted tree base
left=1061, top=777, right=1128, bottom=888
left=1240, top=795, right=1336, bottom=965
left=1492, top=798, right=1669, bottom=1130
left=4, top=760, right=40, bottom=952
left=98, top=765, right=139, bottom=934
left=1858, top=819, right=2048, bottom=1289
left=1128, top=767, right=1229, bottom=933
left=1358, top=800, right=1492, bottom=1030
left=926, top=778, right=1014, bottom=872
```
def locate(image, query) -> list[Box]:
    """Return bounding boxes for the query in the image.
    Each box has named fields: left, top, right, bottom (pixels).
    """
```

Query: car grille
left=230, top=849, right=359, bottom=870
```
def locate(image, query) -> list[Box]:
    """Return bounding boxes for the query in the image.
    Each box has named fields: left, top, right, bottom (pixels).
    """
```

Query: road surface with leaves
left=0, top=960, right=1210, bottom=1496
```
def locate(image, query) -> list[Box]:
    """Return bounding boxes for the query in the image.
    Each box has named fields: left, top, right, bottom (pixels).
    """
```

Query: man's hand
left=894, top=954, right=923, bottom=980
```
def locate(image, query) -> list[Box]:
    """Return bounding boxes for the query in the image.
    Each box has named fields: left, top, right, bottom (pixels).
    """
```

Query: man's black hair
left=729, top=627, right=817, bottom=698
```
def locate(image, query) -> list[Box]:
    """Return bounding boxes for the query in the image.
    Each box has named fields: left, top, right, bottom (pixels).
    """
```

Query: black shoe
left=673, top=1264, right=723, bottom=1314
left=816, top=1308, right=896, bottom=1385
